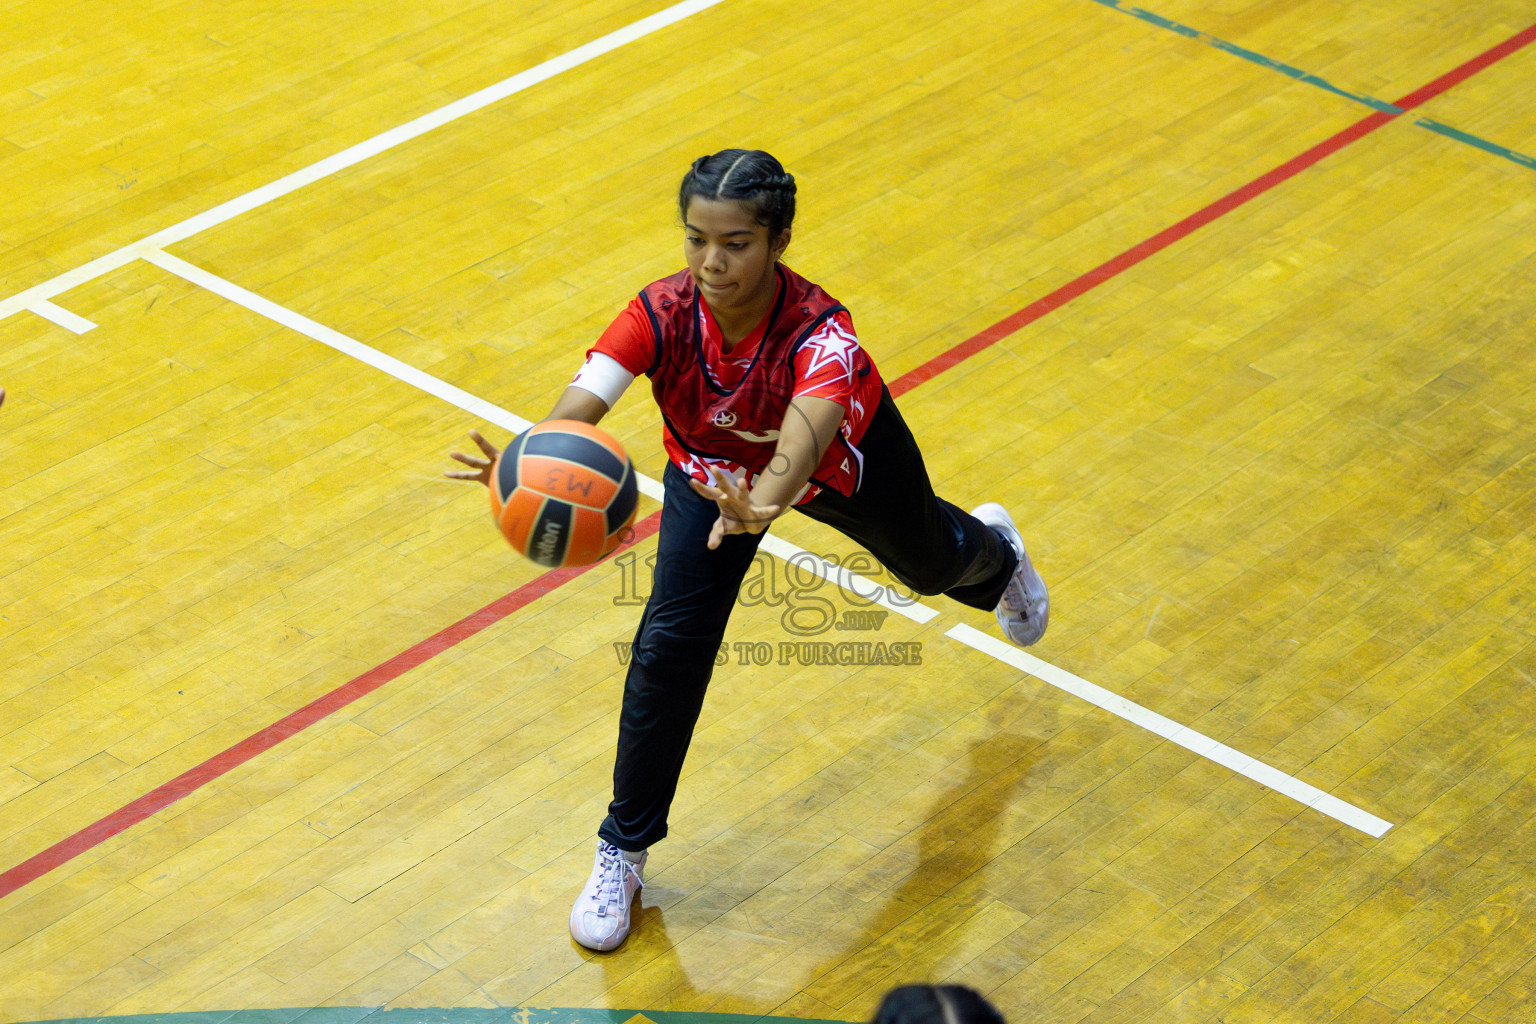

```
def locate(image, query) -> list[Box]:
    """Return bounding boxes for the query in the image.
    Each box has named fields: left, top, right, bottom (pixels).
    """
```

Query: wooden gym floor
left=3, top=0, right=1536, bottom=1021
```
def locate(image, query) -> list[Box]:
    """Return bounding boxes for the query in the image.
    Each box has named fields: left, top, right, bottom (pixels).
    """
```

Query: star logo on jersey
left=711, top=409, right=738, bottom=428
left=799, top=325, right=860, bottom=383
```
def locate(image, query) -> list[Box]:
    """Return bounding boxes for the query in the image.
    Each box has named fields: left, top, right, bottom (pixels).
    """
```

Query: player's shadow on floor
left=591, top=727, right=1041, bottom=1013
left=816, top=729, right=1040, bottom=991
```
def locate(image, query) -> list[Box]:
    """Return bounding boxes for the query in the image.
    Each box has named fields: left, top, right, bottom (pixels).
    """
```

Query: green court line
left=1417, top=118, right=1536, bottom=169
left=1086, top=0, right=1536, bottom=174
left=1087, top=0, right=1403, bottom=112
left=9, top=1010, right=859, bottom=1024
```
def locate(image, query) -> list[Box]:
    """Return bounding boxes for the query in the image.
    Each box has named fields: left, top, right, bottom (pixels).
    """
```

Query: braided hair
left=678, top=149, right=797, bottom=238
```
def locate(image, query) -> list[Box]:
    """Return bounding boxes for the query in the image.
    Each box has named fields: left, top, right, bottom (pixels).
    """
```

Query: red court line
left=887, top=20, right=1536, bottom=398
left=4, top=20, right=1533, bottom=902
left=0, top=514, right=662, bottom=902
left=1395, top=22, right=1536, bottom=109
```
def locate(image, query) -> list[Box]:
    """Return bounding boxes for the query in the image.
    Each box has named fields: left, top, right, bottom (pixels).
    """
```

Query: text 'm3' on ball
left=490, top=420, right=640, bottom=568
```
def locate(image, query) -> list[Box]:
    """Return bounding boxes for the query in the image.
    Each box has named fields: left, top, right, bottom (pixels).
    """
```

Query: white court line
left=143, top=249, right=536, bottom=441
left=0, top=0, right=727, bottom=326
left=28, top=299, right=96, bottom=334
left=147, top=249, right=1392, bottom=837
left=948, top=624, right=1394, bottom=838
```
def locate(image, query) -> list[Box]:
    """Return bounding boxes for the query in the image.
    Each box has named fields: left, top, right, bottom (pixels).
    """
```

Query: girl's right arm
left=544, top=385, right=610, bottom=425
left=445, top=387, right=611, bottom=486
left=447, top=298, right=648, bottom=485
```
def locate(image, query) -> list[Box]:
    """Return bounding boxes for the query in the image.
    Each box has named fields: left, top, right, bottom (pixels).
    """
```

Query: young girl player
left=448, top=150, right=1048, bottom=951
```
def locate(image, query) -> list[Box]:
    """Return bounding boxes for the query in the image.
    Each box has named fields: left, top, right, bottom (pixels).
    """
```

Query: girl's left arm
left=689, top=395, right=845, bottom=549
left=754, top=395, right=844, bottom=511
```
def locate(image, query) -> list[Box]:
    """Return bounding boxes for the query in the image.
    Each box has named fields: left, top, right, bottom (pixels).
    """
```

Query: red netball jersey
left=590, top=265, right=884, bottom=502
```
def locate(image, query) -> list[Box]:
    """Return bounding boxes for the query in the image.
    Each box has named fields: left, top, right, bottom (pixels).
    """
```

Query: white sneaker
left=971, top=502, right=1049, bottom=646
left=569, top=841, right=646, bottom=951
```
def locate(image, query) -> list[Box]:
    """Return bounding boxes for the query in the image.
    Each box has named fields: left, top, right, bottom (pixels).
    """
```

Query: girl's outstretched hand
left=446, top=429, right=501, bottom=486
left=689, top=466, right=781, bottom=550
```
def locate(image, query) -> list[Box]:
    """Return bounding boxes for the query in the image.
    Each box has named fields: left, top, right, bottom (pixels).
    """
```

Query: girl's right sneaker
left=569, top=840, right=646, bottom=951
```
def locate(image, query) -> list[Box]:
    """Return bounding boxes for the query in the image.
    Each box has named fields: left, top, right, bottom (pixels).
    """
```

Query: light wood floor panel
left=5, top=0, right=1536, bottom=1022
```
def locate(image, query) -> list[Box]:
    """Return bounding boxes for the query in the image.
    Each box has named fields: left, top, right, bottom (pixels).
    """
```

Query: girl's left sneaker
left=971, top=502, right=1049, bottom=646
